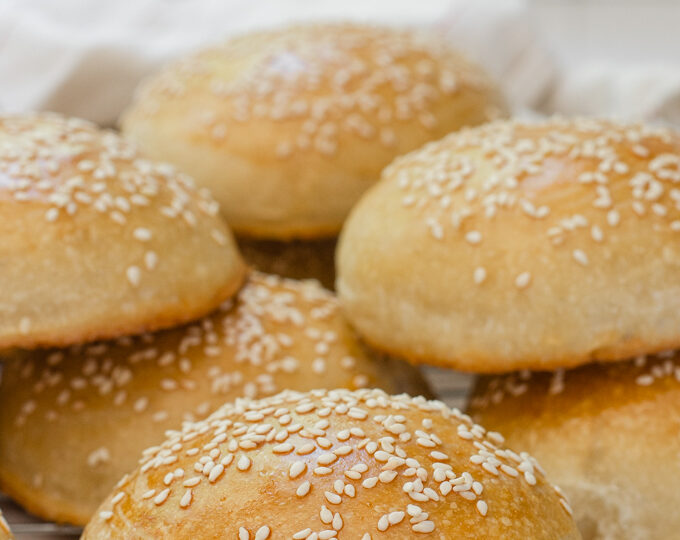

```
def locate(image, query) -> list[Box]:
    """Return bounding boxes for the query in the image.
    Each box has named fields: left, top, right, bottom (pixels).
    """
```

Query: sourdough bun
left=0, top=113, right=245, bottom=349
left=338, top=117, right=680, bottom=372
left=83, top=388, right=578, bottom=539
left=0, top=272, right=429, bottom=526
left=121, top=23, right=506, bottom=240
left=0, top=510, right=11, bottom=540
left=468, top=353, right=680, bottom=540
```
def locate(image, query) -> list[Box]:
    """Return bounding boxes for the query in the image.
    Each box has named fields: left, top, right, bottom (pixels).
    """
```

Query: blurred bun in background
left=121, top=23, right=507, bottom=286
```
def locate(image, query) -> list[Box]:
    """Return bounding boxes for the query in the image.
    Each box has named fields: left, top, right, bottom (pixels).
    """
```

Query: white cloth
left=0, top=0, right=451, bottom=125
left=0, top=0, right=679, bottom=127
left=438, top=0, right=557, bottom=111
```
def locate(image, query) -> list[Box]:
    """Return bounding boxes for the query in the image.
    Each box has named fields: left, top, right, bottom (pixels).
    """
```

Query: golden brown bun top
left=0, top=112, right=245, bottom=349
left=0, top=510, right=11, bottom=540
left=0, top=272, right=429, bottom=526
left=121, top=23, right=506, bottom=238
left=468, top=353, right=680, bottom=540
left=84, top=388, right=579, bottom=540
left=337, top=117, right=680, bottom=372
left=0, top=112, right=223, bottom=232
left=469, top=352, right=680, bottom=424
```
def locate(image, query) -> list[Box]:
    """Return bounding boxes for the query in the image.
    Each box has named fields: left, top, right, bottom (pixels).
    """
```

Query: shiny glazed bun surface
left=84, top=388, right=578, bottom=539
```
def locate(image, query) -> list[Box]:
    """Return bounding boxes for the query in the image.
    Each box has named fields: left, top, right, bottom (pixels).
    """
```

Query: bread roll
left=0, top=113, right=245, bottom=350
left=0, top=510, right=11, bottom=540
left=338, top=117, right=680, bottom=372
left=467, top=353, right=680, bottom=540
left=121, top=23, right=506, bottom=283
left=0, top=272, right=429, bottom=526
left=83, top=388, right=579, bottom=539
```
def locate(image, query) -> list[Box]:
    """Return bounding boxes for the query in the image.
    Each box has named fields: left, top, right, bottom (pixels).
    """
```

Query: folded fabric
left=0, top=0, right=450, bottom=125
left=0, top=0, right=678, bottom=127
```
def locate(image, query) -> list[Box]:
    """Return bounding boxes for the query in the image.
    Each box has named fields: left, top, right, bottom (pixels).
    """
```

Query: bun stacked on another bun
left=121, top=23, right=507, bottom=287
left=84, top=389, right=579, bottom=539
left=0, top=272, right=429, bottom=525
left=0, top=113, right=245, bottom=349
left=468, top=353, right=680, bottom=540
left=337, top=117, right=680, bottom=372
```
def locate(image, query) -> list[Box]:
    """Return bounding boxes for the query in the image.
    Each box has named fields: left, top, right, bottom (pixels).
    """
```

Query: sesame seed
left=153, top=488, right=170, bottom=505
left=296, top=481, right=311, bottom=497
left=18, top=317, right=31, bottom=335
left=636, top=374, right=655, bottom=386
left=572, top=249, right=589, bottom=266
left=465, top=231, right=482, bottom=245
left=133, top=227, right=153, bottom=242
left=590, top=225, right=604, bottom=242
left=180, top=489, right=192, bottom=508
left=45, top=208, right=59, bottom=222
left=413, top=520, right=435, bottom=533
left=514, top=272, right=531, bottom=290
left=289, top=461, right=306, bottom=479
left=255, top=526, right=271, bottom=540
left=607, top=209, right=620, bottom=227
left=324, top=491, right=341, bottom=504
left=473, top=267, right=487, bottom=285
left=126, top=266, right=141, bottom=287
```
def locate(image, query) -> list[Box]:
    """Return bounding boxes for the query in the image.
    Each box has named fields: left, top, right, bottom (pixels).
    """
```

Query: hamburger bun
left=0, top=272, right=429, bottom=526
left=121, top=23, right=506, bottom=239
left=468, top=352, right=680, bottom=540
left=0, top=113, right=245, bottom=350
left=83, top=388, right=579, bottom=539
left=338, top=117, right=680, bottom=372
left=121, top=23, right=506, bottom=284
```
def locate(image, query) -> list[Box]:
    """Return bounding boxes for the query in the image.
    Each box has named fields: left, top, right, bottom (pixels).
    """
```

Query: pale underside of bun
left=0, top=113, right=246, bottom=350
left=468, top=352, right=680, bottom=540
left=83, top=388, right=578, bottom=539
left=121, top=23, right=507, bottom=239
left=0, top=272, right=430, bottom=526
left=337, top=117, right=680, bottom=372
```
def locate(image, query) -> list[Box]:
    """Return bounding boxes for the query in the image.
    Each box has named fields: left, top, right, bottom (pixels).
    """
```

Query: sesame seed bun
left=0, top=272, right=429, bottom=526
left=83, top=388, right=579, bottom=539
left=120, top=23, right=507, bottom=241
left=337, top=117, right=680, bottom=373
left=0, top=113, right=245, bottom=350
left=467, top=353, right=680, bottom=540
left=0, top=510, right=11, bottom=540
left=238, top=238, right=337, bottom=290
